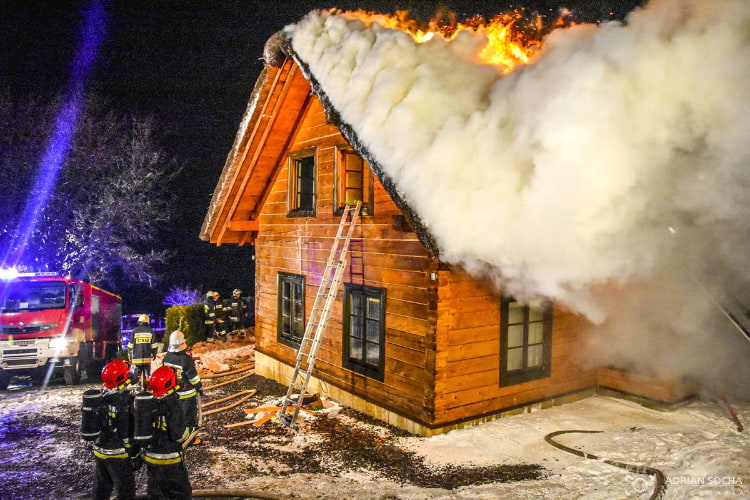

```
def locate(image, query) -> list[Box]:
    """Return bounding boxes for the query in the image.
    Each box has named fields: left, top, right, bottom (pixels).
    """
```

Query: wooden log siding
left=253, top=97, right=439, bottom=424
left=432, top=268, right=597, bottom=426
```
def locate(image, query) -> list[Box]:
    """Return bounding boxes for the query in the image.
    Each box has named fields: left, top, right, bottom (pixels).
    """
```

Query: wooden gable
left=200, top=58, right=313, bottom=246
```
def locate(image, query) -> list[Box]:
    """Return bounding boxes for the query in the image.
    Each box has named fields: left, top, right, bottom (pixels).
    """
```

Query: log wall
left=433, top=268, right=597, bottom=426
left=254, top=98, right=439, bottom=424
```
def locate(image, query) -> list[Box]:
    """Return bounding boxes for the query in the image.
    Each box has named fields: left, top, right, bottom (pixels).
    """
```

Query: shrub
left=165, top=303, right=205, bottom=348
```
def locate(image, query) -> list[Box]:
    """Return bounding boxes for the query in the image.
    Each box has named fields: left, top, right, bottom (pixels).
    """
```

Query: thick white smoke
left=285, top=0, right=750, bottom=395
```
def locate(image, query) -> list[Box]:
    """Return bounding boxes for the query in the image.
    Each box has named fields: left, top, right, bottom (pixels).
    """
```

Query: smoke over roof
left=282, top=0, right=750, bottom=395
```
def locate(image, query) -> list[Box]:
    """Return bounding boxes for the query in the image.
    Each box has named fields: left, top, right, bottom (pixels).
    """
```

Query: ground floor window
left=500, top=297, right=552, bottom=386
left=278, top=272, right=305, bottom=347
left=343, top=284, right=385, bottom=381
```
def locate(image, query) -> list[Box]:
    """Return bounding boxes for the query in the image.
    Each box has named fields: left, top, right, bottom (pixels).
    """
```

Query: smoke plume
left=286, top=0, right=750, bottom=395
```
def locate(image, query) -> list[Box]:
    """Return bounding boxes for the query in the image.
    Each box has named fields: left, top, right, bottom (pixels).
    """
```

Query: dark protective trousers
left=145, top=461, right=192, bottom=500
left=92, top=456, right=135, bottom=500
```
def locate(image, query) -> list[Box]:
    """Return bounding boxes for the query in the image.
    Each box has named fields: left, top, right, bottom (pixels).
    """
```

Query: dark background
left=0, top=0, right=643, bottom=314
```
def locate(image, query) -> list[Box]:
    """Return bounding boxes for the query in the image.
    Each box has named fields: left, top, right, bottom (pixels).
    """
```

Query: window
left=343, top=284, right=385, bottom=380
left=288, top=149, right=316, bottom=216
left=335, top=145, right=372, bottom=216
left=278, top=273, right=305, bottom=347
left=500, top=297, right=552, bottom=386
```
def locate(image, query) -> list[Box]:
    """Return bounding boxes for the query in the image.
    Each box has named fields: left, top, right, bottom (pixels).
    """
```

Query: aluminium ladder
left=279, top=200, right=363, bottom=429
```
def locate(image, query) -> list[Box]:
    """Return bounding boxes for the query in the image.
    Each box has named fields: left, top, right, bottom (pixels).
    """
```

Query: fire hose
left=545, top=430, right=667, bottom=500
left=202, top=370, right=255, bottom=391
left=202, top=389, right=256, bottom=409
left=201, top=363, right=255, bottom=380
left=192, top=488, right=286, bottom=499
left=202, top=390, right=257, bottom=417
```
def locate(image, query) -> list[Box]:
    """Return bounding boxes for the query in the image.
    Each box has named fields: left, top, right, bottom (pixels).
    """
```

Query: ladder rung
left=282, top=200, right=362, bottom=430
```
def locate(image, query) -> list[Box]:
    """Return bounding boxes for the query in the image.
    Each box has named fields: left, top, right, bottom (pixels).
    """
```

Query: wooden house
left=200, top=34, right=692, bottom=436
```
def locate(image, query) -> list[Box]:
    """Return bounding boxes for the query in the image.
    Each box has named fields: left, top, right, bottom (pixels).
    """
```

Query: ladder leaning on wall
left=279, top=200, right=363, bottom=429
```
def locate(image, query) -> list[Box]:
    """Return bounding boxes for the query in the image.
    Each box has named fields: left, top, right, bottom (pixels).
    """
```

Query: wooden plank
left=445, top=339, right=499, bottom=362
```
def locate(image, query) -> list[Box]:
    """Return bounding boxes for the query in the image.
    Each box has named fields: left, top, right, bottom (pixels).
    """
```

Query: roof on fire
left=199, top=30, right=438, bottom=254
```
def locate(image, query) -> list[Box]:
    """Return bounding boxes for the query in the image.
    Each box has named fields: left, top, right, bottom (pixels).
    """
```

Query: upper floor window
left=342, top=284, right=385, bottom=381
left=278, top=272, right=305, bottom=347
left=335, top=145, right=372, bottom=216
left=288, top=148, right=316, bottom=217
left=500, top=297, right=552, bottom=387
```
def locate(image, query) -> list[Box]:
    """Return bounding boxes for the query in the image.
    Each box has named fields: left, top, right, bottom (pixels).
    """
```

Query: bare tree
left=0, top=86, right=178, bottom=289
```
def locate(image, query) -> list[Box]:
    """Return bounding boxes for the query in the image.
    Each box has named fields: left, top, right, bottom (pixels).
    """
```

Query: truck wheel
left=64, top=360, right=81, bottom=385
left=0, top=371, right=9, bottom=390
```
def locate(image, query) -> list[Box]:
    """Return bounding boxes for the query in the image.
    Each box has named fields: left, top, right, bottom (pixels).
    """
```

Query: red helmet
left=149, top=366, right=177, bottom=397
left=101, top=360, right=131, bottom=389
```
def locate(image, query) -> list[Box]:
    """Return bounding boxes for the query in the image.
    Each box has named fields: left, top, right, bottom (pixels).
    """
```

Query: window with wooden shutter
left=334, top=145, right=372, bottom=216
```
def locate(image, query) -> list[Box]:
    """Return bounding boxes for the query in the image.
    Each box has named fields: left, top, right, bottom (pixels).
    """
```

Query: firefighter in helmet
left=213, top=291, right=229, bottom=340
left=202, top=291, right=218, bottom=342
left=163, top=330, right=203, bottom=446
left=227, top=288, right=249, bottom=336
left=143, top=366, right=192, bottom=499
left=85, top=359, right=139, bottom=500
left=129, top=314, right=155, bottom=388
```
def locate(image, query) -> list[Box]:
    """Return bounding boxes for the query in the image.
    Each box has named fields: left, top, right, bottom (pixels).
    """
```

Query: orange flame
left=336, top=9, right=556, bottom=73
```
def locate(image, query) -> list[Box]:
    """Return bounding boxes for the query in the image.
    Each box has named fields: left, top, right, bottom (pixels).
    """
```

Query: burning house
left=202, top=2, right=750, bottom=435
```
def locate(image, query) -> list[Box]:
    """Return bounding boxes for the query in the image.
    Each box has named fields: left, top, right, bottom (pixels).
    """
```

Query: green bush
left=165, top=303, right=205, bottom=349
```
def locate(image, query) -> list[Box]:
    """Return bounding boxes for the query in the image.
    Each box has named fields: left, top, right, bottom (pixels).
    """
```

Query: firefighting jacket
left=130, top=325, right=155, bottom=365
left=163, top=350, right=203, bottom=398
left=228, top=296, right=248, bottom=323
left=93, top=389, right=137, bottom=460
left=203, top=298, right=222, bottom=325
left=144, top=393, right=189, bottom=465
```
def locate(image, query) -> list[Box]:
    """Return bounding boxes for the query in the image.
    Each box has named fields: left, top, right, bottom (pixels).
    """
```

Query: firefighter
left=129, top=314, right=154, bottom=388
left=228, top=288, right=249, bottom=336
left=86, top=359, right=140, bottom=500
left=143, top=366, right=192, bottom=499
left=213, top=291, right=229, bottom=341
left=202, top=291, right=218, bottom=342
left=162, top=330, right=203, bottom=446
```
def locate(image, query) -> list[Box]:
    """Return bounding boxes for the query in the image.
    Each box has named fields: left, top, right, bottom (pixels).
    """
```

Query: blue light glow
left=1, top=0, right=108, bottom=273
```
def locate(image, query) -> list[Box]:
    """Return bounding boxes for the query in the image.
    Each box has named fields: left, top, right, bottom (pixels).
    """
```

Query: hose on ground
left=192, top=489, right=286, bottom=499
left=545, top=430, right=667, bottom=500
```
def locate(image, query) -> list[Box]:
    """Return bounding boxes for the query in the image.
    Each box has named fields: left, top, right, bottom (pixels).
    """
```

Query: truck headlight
left=49, top=337, right=70, bottom=350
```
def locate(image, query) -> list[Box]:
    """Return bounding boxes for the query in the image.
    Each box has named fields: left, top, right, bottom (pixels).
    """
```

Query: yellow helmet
left=138, top=314, right=150, bottom=324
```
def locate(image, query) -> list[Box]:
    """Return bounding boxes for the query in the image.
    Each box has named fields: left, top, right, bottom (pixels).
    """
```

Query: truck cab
left=0, top=273, right=122, bottom=389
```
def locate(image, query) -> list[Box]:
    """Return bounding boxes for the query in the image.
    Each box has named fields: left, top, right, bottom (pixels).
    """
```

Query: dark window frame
left=277, top=272, right=305, bottom=348
left=342, top=283, right=385, bottom=381
left=500, top=296, right=552, bottom=387
left=287, top=148, right=317, bottom=217
left=333, top=144, right=373, bottom=217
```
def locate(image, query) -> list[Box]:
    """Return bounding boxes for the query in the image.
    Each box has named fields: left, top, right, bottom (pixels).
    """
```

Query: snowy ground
left=0, top=340, right=747, bottom=499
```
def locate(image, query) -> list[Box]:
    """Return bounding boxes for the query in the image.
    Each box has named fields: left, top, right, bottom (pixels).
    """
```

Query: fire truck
left=0, top=273, right=122, bottom=389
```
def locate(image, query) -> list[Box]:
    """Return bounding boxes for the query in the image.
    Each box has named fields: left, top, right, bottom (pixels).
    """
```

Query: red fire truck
left=0, top=272, right=122, bottom=389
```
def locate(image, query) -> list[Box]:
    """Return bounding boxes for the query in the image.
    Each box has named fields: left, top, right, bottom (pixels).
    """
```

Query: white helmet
left=168, top=330, right=187, bottom=352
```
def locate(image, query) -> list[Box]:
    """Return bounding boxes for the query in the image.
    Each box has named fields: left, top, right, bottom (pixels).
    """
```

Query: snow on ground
left=399, top=396, right=749, bottom=499
left=161, top=342, right=749, bottom=500
left=1, top=339, right=748, bottom=499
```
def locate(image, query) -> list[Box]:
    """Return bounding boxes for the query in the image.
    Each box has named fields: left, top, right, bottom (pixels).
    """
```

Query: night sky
left=0, top=0, right=642, bottom=314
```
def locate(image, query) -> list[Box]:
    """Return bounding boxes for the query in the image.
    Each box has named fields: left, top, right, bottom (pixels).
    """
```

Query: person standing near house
left=84, top=359, right=139, bottom=500
left=129, top=314, right=154, bottom=389
left=202, top=291, right=218, bottom=342
left=213, top=291, right=230, bottom=341
left=162, top=330, right=203, bottom=446
left=142, top=366, right=192, bottom=499
left=228, top=288, right=249, bottom=336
